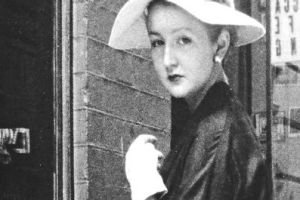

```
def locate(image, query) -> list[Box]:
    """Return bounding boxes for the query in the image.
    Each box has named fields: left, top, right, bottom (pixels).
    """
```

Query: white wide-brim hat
left=108, top=0, right=266, bottom=49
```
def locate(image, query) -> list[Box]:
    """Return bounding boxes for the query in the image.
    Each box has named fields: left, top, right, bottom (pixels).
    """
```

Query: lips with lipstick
left=168, top=74, right=183, bottom=82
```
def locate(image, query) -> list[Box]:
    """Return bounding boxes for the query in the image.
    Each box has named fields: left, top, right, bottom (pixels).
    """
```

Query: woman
left=109, top=0, right=267, bottom=200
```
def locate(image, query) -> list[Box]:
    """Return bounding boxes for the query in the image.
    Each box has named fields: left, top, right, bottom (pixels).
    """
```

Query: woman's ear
left=215, top=29, right=230, bottom=61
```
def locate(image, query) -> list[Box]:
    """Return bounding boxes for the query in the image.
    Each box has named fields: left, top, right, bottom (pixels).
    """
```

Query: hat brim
left=108, top=0, right=266, bottom=49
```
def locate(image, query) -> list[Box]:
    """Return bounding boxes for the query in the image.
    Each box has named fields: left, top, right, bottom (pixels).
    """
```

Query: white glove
left=125, top=134, right=167, bottom=200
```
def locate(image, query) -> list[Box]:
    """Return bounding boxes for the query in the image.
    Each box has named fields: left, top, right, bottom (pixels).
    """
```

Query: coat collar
left=171, top=81, right=233, bottom=148
left=190, top=81, right=232, bottom=122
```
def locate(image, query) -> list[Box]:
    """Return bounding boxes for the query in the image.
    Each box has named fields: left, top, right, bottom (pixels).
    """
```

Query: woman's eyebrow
left=171, top=27, right=192, bottom=34
left=148, top=31, right=161, bottom=36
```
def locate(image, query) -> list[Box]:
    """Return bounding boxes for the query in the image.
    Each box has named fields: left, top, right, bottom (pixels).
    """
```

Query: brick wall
left=72, top=0, right=171, bottom=199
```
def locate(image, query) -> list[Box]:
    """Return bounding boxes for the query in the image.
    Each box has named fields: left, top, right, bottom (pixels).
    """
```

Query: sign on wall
left=0, top=128, right=30, bottom=154
left=271, top=0, right=300, bottom=63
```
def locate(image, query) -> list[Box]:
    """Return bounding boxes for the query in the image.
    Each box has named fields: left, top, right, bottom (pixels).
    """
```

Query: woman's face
left=147, top=3, right=217, bottom=99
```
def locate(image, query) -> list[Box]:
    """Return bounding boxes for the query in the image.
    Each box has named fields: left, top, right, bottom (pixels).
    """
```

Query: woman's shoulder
left=225, top=97, right=264, bottom=161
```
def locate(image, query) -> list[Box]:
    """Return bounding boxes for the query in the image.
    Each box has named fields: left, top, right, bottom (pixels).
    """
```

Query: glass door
left=272, top=61, right=300, bottom=200
left=269, top=0, right=300, bottom=199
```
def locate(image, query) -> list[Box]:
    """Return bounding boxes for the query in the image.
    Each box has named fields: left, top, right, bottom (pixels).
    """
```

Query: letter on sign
left=271, top=0, right=300, bottom=63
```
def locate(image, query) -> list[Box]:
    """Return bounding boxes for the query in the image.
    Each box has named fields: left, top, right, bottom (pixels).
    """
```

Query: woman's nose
left=163, top=46, right=177, bottom=72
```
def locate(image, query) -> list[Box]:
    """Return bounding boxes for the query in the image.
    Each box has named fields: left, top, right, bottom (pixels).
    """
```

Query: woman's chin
left=169, top=90, right=188, bottom=99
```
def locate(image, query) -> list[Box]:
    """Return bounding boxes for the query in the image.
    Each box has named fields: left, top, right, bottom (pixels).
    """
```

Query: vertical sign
left=271, top=0, right=300, bottom=63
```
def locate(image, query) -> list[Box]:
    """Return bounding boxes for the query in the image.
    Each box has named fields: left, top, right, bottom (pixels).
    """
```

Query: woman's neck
left=185, top=63, right=226, bottom=113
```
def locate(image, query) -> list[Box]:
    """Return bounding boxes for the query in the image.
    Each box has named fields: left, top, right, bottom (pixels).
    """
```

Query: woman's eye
left=151, top=40, right=164, bottom=48
left=178, top=37, right=191, bottom=45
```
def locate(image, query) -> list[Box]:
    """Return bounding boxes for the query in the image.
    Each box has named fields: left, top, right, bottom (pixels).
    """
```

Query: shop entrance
left=0, top=0, right=54, bottom=199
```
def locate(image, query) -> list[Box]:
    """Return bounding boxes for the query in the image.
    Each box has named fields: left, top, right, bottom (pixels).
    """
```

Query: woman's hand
left=125, top=134, right=167, bottom=200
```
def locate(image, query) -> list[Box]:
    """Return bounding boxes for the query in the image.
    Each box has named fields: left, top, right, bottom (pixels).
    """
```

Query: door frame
left=53, top=0, right=74, bottom=199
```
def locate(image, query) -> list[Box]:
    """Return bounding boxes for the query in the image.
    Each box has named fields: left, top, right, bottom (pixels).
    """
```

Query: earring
left=213, top=55, right=222, bottom=64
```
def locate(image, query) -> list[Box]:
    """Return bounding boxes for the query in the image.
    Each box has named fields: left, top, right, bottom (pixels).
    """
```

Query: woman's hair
left=146, top=0, right=237, bottom=46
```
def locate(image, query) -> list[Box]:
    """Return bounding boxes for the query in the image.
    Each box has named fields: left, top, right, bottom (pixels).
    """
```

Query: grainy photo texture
left=0, top=0, right=299, bottom=200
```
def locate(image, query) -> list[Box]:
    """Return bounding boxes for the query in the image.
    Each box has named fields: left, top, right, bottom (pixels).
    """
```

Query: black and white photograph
left=0, top=0, right=300, bottom=199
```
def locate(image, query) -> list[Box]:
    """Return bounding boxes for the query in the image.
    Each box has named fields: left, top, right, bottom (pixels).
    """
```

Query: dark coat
left=159, top=82, right=267, bottom=200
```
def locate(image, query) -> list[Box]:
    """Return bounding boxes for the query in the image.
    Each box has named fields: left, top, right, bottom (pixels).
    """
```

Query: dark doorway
left=0, top=1, right=54, bottom=199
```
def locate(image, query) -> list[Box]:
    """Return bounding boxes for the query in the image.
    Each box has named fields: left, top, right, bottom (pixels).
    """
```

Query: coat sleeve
left=230, top=119, right=267, bottom=200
